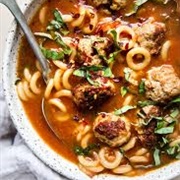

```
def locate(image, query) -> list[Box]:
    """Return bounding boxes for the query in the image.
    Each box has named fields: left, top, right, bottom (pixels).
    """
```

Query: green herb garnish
left=114, top=105, right=136, bottom=115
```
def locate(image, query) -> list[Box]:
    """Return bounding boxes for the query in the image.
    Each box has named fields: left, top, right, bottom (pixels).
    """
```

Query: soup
left=16, top=0, right=180, bottom=177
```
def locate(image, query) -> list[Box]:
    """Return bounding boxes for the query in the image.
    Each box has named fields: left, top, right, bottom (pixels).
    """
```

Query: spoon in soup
left=0, top=0, right=63, bottom=139
left=0, top=0, right=50, bottom=83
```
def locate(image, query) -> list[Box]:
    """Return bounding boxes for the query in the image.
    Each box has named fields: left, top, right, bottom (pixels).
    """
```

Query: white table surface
left=0, top=2, right=179, bottom=180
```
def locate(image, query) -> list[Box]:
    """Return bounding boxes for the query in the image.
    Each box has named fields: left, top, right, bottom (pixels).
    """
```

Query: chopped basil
left=108, top=29, right=118, bottom=49
left=155, top=122, right=175, bottom=135
left=153, top=148, right=161, bottom=166
left=137, top=100, right=156, bottom=107
left=41, top=47, right=64, bottom=60
left=47, top=9, right=69, bottom=35
left=73, top=66, right=113, bottom=85
left=121, top=86, right=128, bottom=97
left=114, top=105, right=136, bottom=115
left=166, top=144, right=180, bottom=159
left=123, top=68, right=131, bottom=82
left=34, top=32, right=53, bottom=40
left=170, top=96, right=180, bottom=104
left=125, top=0, right=149, bottom=16
left=73, top=69, right=86, bottom=77
left=54, top=32, right=72, bottom=56
left=74, top=144, right=99, bottom=156
left=139, top=80, right=146, bottom=94
left=170, top=108, right=179, bottom=118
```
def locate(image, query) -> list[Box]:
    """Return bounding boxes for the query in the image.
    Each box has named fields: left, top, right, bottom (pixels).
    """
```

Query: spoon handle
left=0, top=0, right=49, bottom=83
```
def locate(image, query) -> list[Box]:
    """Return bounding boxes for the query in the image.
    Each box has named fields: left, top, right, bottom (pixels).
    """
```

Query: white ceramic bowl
left=2, top=0, right=180, bottom=179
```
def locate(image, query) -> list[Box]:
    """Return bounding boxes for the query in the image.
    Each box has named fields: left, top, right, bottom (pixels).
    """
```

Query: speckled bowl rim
left=2, top=0, right=180, bottom=179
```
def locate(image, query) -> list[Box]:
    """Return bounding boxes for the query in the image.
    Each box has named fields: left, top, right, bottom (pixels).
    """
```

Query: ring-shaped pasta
left=17, top=82, right=28, bottom=101
left=24, top=68, right=32, bottom=82
left=135, top=148, right=148, bottom=156
left=55, top=112, right=70, bottom=122
left=78, top=151, right=99, bottom=167
left=62, top=14, right=73, bottom=23
left=44, top=79, right=54, bottom=99
left=29, top=71, right=42, bottom=94
left=54, top=89, right=72, bottom=98
left=48, top=98, right=67, bottom=112
left=23, top=81, right=35, bottom=98
left=39, top=5, right=48, bottom=25
left=126, top=47, right=151, bottom=71
left=161, top=40, right=171, bottom=61
left=129, top=155, right=149, bottom=163
left=76, top=124, right=91, bottom=142
left=71, top=6, right=86, bottom=27
left=81, top=133, right=93, bottom=148
left=112, top=164, right=133, bottom=174
left=78, top=163, right=95, bottom=177
left=54, top=69, right=64, bottom=91
left=82, top=8, right=98, bottom=34
left=85, top=164, right=104, bottom=173
left=62, top=69, right=74, bottom=90
left=116, top=25, right=136, bottom=50
left=122, top=94, right=134, bottom=106
left=99, top=147, right=122, bottom=169
left=53, top=61, right=67, bottom=70
left=122, top=137, right=137, bottom=152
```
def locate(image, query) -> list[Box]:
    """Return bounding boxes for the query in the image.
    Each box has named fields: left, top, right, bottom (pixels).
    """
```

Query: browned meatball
left=138, top=121, right=159, bottom=149
left=77, top=36, right=112, bottom=66
left=93, top=113, right=131, bottom=147
left=72, top=78, right=115, bottom=110
left=134, top=18, right=166, bottom=55
left=87, top=0, right=126, bottom=11
left=145, top=65, right=180, bottom=103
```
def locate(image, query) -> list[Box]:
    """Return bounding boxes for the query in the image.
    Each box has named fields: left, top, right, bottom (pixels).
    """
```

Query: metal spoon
left=1, top=0, right=62, bottom=140
left=0, top=0, right=49, bottom=83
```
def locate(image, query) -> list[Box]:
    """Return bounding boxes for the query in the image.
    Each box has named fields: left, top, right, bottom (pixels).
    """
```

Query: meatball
left=77, top=36, right=112, bottom=66
left=138, top=121, right=159, bottom=149
left=134, top=18, right=166, bottom=55
left=110, top=0, right=126, bottom=10
left=72, top=78, right=115, bottom=110
left=145, top=65, right=180, bottom=103
left=93, top=113, right=131, bottom=147
left=89, top=0, right=126, bottom=11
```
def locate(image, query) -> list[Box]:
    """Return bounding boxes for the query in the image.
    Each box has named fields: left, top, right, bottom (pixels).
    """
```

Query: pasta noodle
left=44, top=79, right=54, bottom=99
left=54, top=69, right=64, bottom=91
left=115, top=25, right=136, bottom=50
left=53, top=89, right=72, bottom=98
left=81, top=133, right=93, bottom=148
left=78, top=151, right=99, bottom=167
left=129, top=155, right=149, bottom=163
left=71, top=6, right=86, bottom=27
left=24, top=68, right=32, bottom=82
left=161, top=40, right=171, bottom=61
left=62, top=68, right=74, bottom=90
left=126, top=47, right=151, bottom=71
left=23, top=81, right=35, bottom=98
left=53, top=61, right=67, bottom=70
left=48, top=98, right=67, bottom=112
left=29, top=71, right=42, bottom=94
left=99, top=147, right=122, bottom=169
left=122, top=137, right=137, bottom=151
left=112, top=164, right=133, bottom=174
left=17, top=82, right=28, bottom=101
